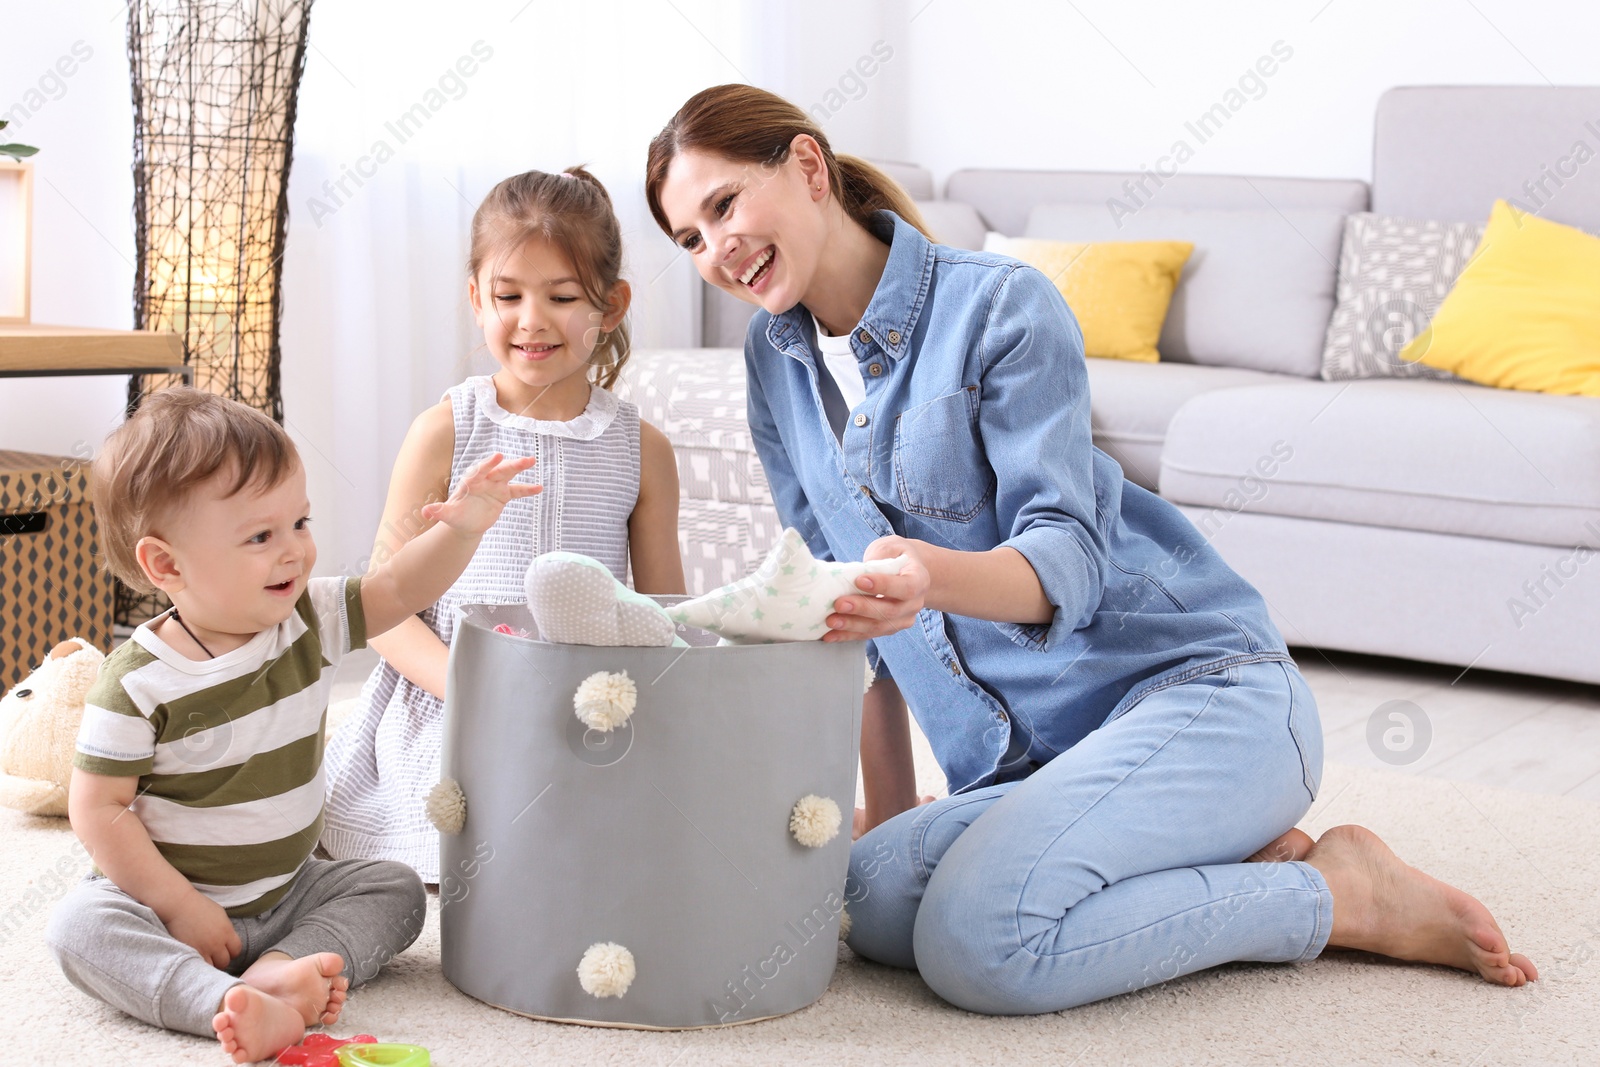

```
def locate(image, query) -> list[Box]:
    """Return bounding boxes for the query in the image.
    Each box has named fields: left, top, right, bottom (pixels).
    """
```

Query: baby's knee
left=43, top=898, right=78, bottom=963
left=45, top=879, right=119, bottom=959
left=367, top=861, right=428, bottom=935
left=369, top=870, right=428, bottom=940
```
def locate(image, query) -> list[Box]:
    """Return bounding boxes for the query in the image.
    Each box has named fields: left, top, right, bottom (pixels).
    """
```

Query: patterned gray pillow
left=614, top=348, right=783, bottom=593
left=1320, top=212, right=1485, bottom=380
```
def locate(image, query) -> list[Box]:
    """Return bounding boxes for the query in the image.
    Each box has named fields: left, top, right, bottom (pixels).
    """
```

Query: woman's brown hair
left=644, top=84, right=931, bottom=243
left=468, top=166, right=630, bottom=390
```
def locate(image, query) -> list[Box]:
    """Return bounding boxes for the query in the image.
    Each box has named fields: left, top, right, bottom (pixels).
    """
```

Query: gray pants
left=46, top=857, right=426, bottom=1038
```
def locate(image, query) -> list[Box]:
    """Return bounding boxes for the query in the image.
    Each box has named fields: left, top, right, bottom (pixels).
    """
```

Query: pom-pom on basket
left=439, top=601, right=863, bottom=1029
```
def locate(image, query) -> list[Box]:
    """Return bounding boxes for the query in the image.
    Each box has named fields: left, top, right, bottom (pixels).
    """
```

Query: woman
left=646, top=84, right=1536, bottom=1015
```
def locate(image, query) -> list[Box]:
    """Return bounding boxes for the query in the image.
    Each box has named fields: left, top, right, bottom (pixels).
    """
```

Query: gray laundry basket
left=438, top=601, right=865, bottom=1029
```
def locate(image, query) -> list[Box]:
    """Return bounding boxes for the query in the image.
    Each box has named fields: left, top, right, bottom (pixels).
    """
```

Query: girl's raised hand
left=823, top=534, right=933, bottom=642
left=420, top=452, right=541, bottom=535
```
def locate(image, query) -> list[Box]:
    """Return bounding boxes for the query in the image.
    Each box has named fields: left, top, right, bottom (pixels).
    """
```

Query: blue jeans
left=845, top=659, right=1332, bottom=1014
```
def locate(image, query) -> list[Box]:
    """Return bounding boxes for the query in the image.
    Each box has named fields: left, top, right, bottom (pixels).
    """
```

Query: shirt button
left=949, top=661, right=961, bottom=676
left=868, top=363, right=883, bottom=376
left=853, top=413, right=869, bottom=427
left=887, top=329, right=902, bottom=345
left=997, top=710, right=1009, bottom=722
left=859, top=484, right=871, bottom=495
left=857, top=329, right=871, bottom=345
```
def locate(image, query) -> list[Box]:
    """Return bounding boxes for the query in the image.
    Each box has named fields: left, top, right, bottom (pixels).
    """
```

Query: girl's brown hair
left=468, top=166, right=630, bottom=390
left=644, top=84, right=932, bottom=244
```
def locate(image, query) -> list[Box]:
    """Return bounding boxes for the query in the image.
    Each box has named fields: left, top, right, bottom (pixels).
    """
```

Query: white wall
left=3, top=0, right=1597, bottom=575
left=900, top=0, right=1600, bottom=186
left=0, top=16, right=135, bottom=459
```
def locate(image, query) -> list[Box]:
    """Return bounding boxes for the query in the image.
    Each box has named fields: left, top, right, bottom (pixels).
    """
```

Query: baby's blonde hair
left=91, top=387, right=299, bottom=593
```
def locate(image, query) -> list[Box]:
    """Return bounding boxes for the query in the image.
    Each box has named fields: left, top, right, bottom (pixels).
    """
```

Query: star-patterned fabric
left=668, top=528, right=907, bottom=644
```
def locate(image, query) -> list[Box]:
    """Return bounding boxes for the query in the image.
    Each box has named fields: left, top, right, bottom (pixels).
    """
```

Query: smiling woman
left=645, top=82, right=1540, bottom=1019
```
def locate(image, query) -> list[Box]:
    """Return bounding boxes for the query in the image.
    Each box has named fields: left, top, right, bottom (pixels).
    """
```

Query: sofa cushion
left=1160, top=379, right=1600, bottom=548
left=872, top=160, right=934, bottom=201
left=1083, top=360, right=1299, bottom=491
left=1320, top=212, right=1480, bottom=381
left=1400, top=201, right=1600, bottom=397
left=944, top=169, right=1368, bottom=239
left=615, top=348, right=783, bottom=592
left=984, top=234, right=1193, bottom=362
left=1373, top=87, right=1600, bottom=231
left=915, top=200, right=986, bottom=250
left=1025, top=204, right=1344, bottom=378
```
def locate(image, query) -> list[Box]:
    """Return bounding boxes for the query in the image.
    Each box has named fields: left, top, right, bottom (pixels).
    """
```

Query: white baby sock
left=524, top=552, right=684, bottom=647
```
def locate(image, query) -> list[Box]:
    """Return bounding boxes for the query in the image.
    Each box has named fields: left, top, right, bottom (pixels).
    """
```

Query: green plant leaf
left=0, top=144, right=39, bottom=160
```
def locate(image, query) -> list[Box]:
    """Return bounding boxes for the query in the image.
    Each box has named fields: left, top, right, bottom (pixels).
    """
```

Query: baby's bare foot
left=239, top=951, right=348, bottom=1026
left=1247, top=827, right=1314, bottom=863
left=212, top=984, right=307, bottom=1064
left=1306, top=824, right=1538, bottom=986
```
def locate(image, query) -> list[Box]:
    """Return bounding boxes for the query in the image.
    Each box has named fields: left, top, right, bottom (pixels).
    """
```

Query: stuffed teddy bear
left=0, top=638, right=104, bottom=817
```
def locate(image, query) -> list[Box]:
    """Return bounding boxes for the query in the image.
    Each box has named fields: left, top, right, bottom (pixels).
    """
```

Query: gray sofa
left=633, top=86, right=1600, bottom=686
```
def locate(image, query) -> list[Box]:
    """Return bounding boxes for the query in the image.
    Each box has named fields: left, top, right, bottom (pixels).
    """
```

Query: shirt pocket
left=893, top=388, right=993, bottom=522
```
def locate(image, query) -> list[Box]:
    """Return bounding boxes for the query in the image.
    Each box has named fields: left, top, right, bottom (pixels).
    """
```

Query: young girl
left=322, top=167, right=685, bottom=880
left=647, top=84, right=1535, bottom=1016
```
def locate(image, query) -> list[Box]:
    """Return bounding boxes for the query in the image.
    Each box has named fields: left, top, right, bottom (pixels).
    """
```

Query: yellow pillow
left=1400, top=200, right=1600, bottom=396
left=984, top=235, right=1193, bottom=362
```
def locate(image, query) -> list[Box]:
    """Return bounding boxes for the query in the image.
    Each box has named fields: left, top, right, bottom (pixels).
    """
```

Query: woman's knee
left=843, top=792, right=1002, bottom=970
left=842, top=823, right=923, bottom=969
left=912, top=864, right=1015, bottom=1013
left=912, top=862, right=1086, bottom=1016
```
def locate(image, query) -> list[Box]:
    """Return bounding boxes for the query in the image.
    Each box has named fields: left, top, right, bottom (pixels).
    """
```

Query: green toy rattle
left=336, top=1045, right=431, bottom=1067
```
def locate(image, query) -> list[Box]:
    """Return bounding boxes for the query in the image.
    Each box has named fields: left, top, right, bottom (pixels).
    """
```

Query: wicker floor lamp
left=120, top=0, right=314, bottom=625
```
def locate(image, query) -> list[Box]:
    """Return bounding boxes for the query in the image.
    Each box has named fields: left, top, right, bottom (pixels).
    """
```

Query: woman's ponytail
left=833, top=154, right=931, bottom=239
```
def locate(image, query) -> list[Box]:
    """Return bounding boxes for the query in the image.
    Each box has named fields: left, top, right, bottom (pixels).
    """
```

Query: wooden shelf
left=0, top=323, right=184, bottom=374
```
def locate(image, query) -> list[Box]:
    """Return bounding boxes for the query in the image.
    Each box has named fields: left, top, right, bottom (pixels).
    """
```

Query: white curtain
left=280, top=0, right=750, bottom=578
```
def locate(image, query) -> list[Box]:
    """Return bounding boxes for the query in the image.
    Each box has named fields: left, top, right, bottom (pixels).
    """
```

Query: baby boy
left=45, top=387, right=536, bottom=1062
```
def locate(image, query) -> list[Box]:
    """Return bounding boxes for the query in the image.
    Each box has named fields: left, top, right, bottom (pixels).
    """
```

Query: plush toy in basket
left=0, top=638, right=104, bottom=817
left=429, top=530, right=898, bottom=1029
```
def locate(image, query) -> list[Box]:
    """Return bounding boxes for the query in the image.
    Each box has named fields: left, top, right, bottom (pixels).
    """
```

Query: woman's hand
left=823, top=535, right=934, bottom=642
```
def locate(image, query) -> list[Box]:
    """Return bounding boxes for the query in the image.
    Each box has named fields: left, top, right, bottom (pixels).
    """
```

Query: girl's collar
left=472, top=377, right=620, bottom=440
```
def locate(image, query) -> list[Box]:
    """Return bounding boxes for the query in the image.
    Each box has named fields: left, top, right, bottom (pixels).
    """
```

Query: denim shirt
left=745, top=211, right=1293, bottom=794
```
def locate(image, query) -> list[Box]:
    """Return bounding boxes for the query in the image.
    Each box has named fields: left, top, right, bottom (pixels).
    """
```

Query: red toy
left=275, top=1033, right=377, bottom=1066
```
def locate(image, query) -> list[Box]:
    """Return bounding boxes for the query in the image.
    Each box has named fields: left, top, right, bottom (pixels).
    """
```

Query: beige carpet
left=4, top=761, right=1597, bottom=1065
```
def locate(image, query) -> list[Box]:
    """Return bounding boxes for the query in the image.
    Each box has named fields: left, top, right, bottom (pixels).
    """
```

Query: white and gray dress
left=322, top=375, right=638, bottom=880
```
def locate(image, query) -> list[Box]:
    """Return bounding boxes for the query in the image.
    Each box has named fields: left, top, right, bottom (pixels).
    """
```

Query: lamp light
left=120, top=0, right=314, bottom=624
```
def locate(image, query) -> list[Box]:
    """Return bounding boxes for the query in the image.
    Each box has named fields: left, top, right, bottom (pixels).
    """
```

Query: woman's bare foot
left=1305, top=824, right=1538, bottom=986
left=238, top=951, right=348, bottom=1026
left=212, top=984, right=307, bottom=1064
left=1248, top=827, right=1314, bottom=863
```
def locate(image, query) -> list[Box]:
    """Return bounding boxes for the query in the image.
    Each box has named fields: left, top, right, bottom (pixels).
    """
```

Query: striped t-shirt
left=74, top=577, right=366, bottom=917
